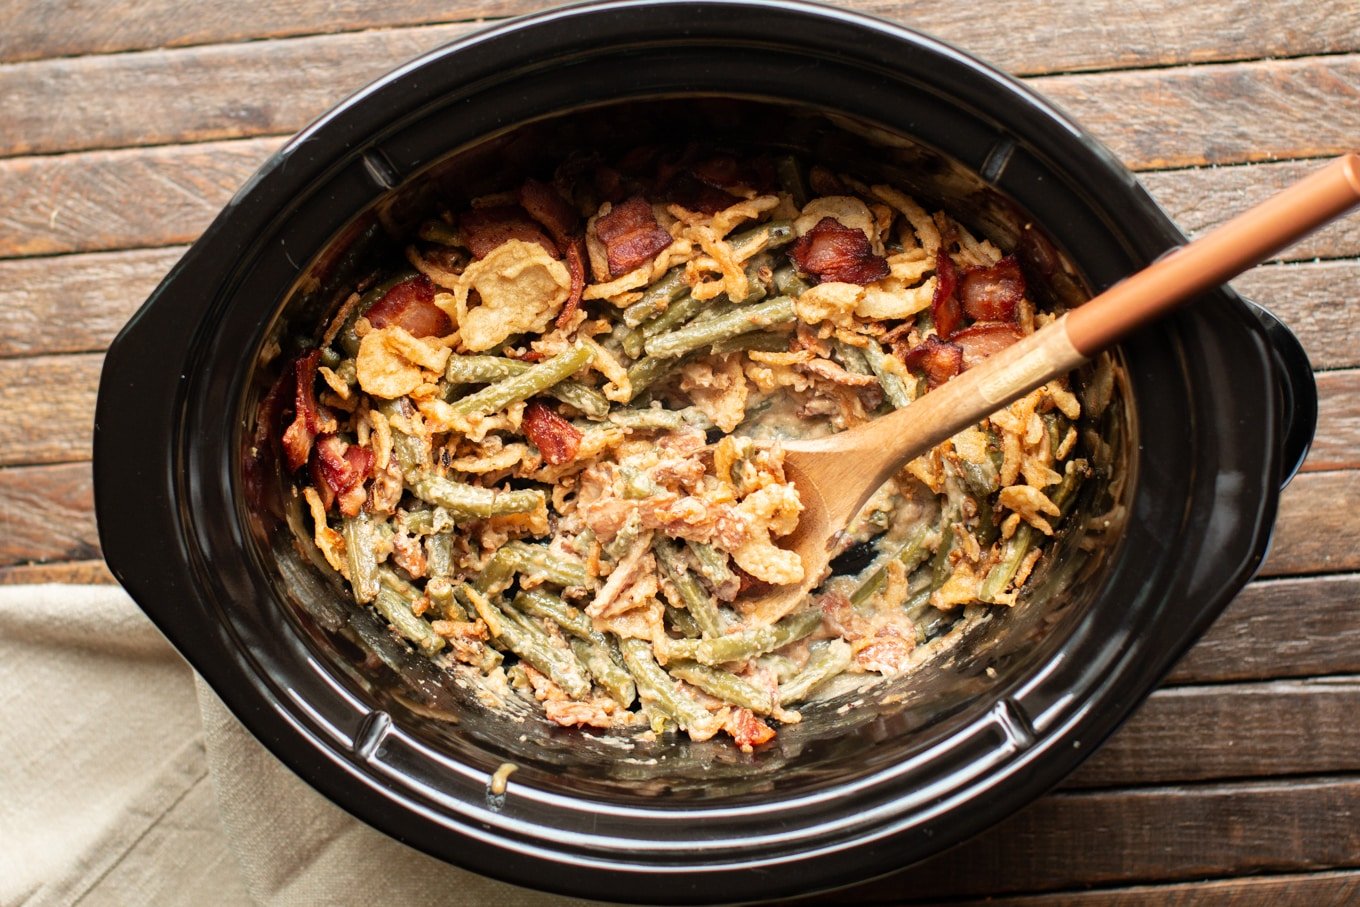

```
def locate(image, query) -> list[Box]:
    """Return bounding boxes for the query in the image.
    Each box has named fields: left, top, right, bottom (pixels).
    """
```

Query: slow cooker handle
left=1240, top=298, right=1317, bottom=488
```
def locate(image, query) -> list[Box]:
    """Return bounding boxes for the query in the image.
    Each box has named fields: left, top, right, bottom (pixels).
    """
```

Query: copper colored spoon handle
left=1064, top=152, right=1360, bottom=356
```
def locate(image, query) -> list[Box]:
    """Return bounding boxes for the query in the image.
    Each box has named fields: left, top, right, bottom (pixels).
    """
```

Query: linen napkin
left=0, top=585, right=600, bottom=907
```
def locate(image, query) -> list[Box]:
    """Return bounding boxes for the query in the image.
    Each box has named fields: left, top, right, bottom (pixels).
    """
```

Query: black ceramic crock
left=94, top=1, right=1317, bottom=902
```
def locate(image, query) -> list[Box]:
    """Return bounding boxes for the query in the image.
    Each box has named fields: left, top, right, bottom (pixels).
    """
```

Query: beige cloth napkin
left=0, top=585, right=600, bottom=907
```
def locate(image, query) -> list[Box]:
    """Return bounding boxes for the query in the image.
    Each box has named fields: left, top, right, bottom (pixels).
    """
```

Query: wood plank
left=0, top=560, right=115, bottom=585
left=1306, top=370, right=1360, bottom=473
left=1033, top=55, right=1360, bottom=170
left=1065, top=678, right=1360, bottom=788
left=928, top=870, right=1360, bottom=907
left=845, top=777, right=1360, bottom=900
left=0, top=353, right=101, bottom=467
left=3, top=18, right=1356, bottom=169
left=2, top=0, right=1354, bottom=76
left=1230, top=260, right=1360, bottom=371
left=0, top=246, right=185, bottom=357
left=1140, top=158, right=1360, bottom=263
left=0, top=463, right=98, bottom=567
left=0, top=0, right=523, bottom=64
left=1170, top=574, right=1360, bottom=684
left=0, top=138, right=282, bottom=258
left=0, top=25, right=473, bottom=158
left=1262, top=470, right=1360, bottom=577
left=3, top=141, right=1358, bottom=264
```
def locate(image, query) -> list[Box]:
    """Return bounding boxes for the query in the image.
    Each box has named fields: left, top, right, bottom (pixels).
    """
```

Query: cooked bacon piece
left=312, top=433, right=374, bottom=517
left=459, top=205, right=556, bottom=259
left=555, top=240, right=586, bottom=330
left=281, top=350, right=328, bottom=472
left=931, top=249, right=963, bottom=339
left=595, top=195, right=673, bottom=277
left=900, top=334, right=964, bottom=388
left=364, top=274, right=452, bottom=338
left=952, top=322, right=1024, bottom=369
left=522, top=401, right=583, bottom=466
left=723, top=708, right=776, bottom=751
left=662, top=170, right=742, bottom=214
left=518, top=178, right=579, bottom=248
left=790, top=217, right=890, bottom=286
left=959, top=255, right=1026, bottom=322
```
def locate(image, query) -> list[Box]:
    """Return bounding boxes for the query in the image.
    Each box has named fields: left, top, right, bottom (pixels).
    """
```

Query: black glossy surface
left=93, top=1, right=1315, bottom=903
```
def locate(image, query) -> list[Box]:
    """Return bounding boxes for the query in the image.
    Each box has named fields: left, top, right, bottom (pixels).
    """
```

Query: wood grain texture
left=1262, top=470, right=1360, bottom=577
left=1033, top=55, right=1360, bottom=170
left=0, top=246, right=185, bottom=357
left=1066, top=678, right=1360, bottom=788
left=1230, top=260, right=1360, bottom=371
left=3, top=23, right=1356, bottom=169
left=0, top=354, right=101, bottom=467
left=3, top=142, right=1357, bottom=263
left=1307, top=370, right=1360, bottom=472
left=1169, top=574, right=1360, bottom=684
left=0, top=0, right=521, bottom=63
left=0, top=138, right=282, bottom=258
left=1141, top=158, right=1360, bottom=262
left=0, top=25, right=472, bottom=157
left=852, top=777, right=1360, bottom=900
left=2, top=0, right=1354, bottom=76
left=934, top=870, right=1360, bottom=907
left=0, top=560, right=115, bottom=585
left=0, top=463, right=98, bottom=567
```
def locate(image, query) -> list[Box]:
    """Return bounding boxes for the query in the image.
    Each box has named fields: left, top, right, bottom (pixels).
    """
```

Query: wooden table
left=3, top=1, right=1357, bottom=902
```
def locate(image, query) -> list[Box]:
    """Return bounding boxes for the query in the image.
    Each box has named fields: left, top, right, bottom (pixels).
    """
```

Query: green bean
left=618, top=324, right=646, bottom=360
left=665, top=608, right=822, bottom=666
left=407, top=472, right=544, bottom=520
left=774, top=156, right=809, bottom=208
left=849, top=523, right=933, bottom=608
left=687, top=541, right=736, bottom=596
left=443, top=352, right=609, bottom=418
left=778, top=639, right=853, bottom=704
left=832, top=339, right=873, bottom=377
left=623, top=266, right=689, bottom=327
left=772, top=264, right=811, bottom=298
left=501, top=541, right=589, bottom=589
left=446, top=344, right=595, bottom=417
left=425, top=576, right=465, bottom=620
left=418, top=220, right=461, bottom=245
left=709, top=330, right=793, bottom=356
left=377, top=565, right=423, bottom=604
left=341, top=512, right=381, bottom=604
left=494, top=600, right=592, bottom=698
left=654, top=538, right=725, bottom=638
left=372, top=587, right=444, bottom=656
left=625, top=353, right=690, bottom=400
left=514, top=588, right=594, bottom=640
left=606, top=405, right=710, bottom=431
left=861, top=336, right=913, bottom=409
left=425, top=532, right=456, bottom=578
left=639, top=291, right=704, bottom=339
left=727, top=220, right=795, bottom=258
left=399, top=508, right=436, bottom=536
left=665, top=604, right=702, bottom=639
left=620, top=638, right=715, bottom=732
left=376, top=400, right=431, bottom=472
left=667, top=661, right=776, bottom=714
left=472, top=547, right=517, bottom=595
left=644, top=296, right=796, bottom=360
left=569, top=637, right=637, bottom=708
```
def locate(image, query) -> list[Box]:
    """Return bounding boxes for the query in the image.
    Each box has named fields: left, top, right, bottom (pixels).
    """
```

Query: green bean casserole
left=274, top=151, right=1088, bottom=750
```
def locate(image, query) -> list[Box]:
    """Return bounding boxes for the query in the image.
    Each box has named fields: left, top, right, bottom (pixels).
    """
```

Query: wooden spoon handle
left=1066, top=152, right=1360, bottom=355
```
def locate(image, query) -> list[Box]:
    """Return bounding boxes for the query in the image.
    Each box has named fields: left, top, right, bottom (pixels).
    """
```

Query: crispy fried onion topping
left=442, top=239, right=572, bottom=351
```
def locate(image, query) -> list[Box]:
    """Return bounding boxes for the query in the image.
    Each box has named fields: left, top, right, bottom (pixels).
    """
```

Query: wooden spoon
left=751, top=152, right=1360, bottom=626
